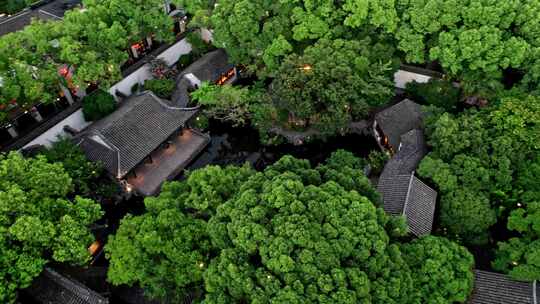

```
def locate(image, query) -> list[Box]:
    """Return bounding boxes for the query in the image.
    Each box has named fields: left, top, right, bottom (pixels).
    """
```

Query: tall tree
left=209, top=0, right=398, bottom=75
left=396, top=0, right=540, bottom=92
left=0, top=152, right=103, bottom=303
left=106, top=164, right=255, bottom=301
left=401, top=236, right=474, bottom=303
left=252, top=37, right=395, bottom=141
left=418, top=93, right=540, bottom=245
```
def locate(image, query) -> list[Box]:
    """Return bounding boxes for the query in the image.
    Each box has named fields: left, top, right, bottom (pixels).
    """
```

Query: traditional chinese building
left=172, top=49, right=236, bottom=107
left=76, top=91, right=209, bottom=196
left=25, top=267, right=108, bottom=304
left=377, top=129, right=437, bottom=237
left=468, top=270, right=539, bottom=304
left=373, top=99, right=423, bottom=153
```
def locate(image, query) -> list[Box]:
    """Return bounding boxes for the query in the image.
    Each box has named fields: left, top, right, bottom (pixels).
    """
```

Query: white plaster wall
left=394, top=69, right=432, bottom=89
left=200, top=28, right=213, bottom=42
left=22, top=109, right=90, bottom=149
left=109, top=37, right=192, bottom=98
left=22, top=38, right=193, bottom=149
left=157, top=38, right=192, bottom=65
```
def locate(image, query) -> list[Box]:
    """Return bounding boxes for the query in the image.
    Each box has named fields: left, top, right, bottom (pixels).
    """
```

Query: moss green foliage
left=0, top=0, right=36, bottom=14
left=367, top=150, right=390, bottom=176
left=186, top=31, right=214, bottom=58
left=405, top=79, right=461, bottom=112
left=0, top=152, right=103, bottom=303
left=177, top=53, right=195, bottom=69
left=40, top=138, right=118, bottom=202
left=209, top=0, right=399, bottom=76
left=144, top=79, right=175, bottom=99
left=106, top=164, right=255, bottom=302
left=252, top=38, right=395, bottom=141
left=401, top=236, right=474, bottom=303
left=395, top=0, right=540, bottom=93
left=107, top=150, right=473, bottom=303
left=418, top=93, right=540, bottom=247
left=191, top=82, right=254, bottom=127
left=0, top=0, right=184, bottom=118
left=82, top=89, right=117, bottom=121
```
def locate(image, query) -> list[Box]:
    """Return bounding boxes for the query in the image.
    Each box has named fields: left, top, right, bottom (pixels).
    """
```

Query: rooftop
left=172, top=49, right=234, bottom=107
left=374, top=99, right=423, bottom=151
left=377, top=173, right=437, bottom=237
left=77, top=91, right=198, bottom=179
left=468, top=270, right=539, bottom=304
left=25, top=267, right=108, bottom=304
left=379, top=129, right=427, bottom=180
left=0, top=0, right=80, bottom=36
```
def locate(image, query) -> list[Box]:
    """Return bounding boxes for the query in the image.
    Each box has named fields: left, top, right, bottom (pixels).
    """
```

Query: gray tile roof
left=172, top=49, right=234, bottom=107
left=469, top=270, right=538, bottom=304
left=377, top=173, right=436, bottom=237
left=375, top=99, right=423, bottom=151
left=377, top=127, right=434, bottom=236
left=26, top=267, right=108, bottom=304
left=77, top=91, right=198, bottom=178
left=380, top=129, right=427, bottom=181
left=0, top=0, right=80, bottom=36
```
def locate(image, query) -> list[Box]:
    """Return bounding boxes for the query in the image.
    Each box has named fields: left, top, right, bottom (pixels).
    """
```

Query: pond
left=187, top=120, right=379, bottom=172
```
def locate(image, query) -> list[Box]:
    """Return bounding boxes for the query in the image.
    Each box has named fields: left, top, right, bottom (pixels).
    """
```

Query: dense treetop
left=0, top=152, right=103, bottom=303
left=418, top=92, right=540, bottom=280
left=395, top=0, right=540, bottom=91
left=106, top=151, right=474, bottom=303
left=209, top=0, right=398, bottom=76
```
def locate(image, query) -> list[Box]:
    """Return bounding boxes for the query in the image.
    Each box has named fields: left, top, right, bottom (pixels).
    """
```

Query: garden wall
left=23, top=37, right=193, bottom=149
left=393, top=69, right=432, bottom=89
left=108, top=37, right=192, bottom=98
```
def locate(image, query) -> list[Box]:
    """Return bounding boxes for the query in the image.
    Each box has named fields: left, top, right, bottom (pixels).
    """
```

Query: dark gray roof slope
left=469, top=270, right=538, bottom=304
left=172, top=49, right=234, bottom=107
left=77, top=91, right=198, bottom=178
left=0, top=0, right=80, bottom=36
left=26, top=267, right=108, bottom=304
left=379, top=129, right=427, bottom=181
left=377, top=173, right=436, bottom=237
left=375, top=99, right=423, bottom=150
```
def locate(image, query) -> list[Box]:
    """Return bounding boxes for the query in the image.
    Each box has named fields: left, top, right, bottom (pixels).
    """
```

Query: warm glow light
left=299, top=64, right=312, bottom=71
left=88, top=241, right=101, bottom=255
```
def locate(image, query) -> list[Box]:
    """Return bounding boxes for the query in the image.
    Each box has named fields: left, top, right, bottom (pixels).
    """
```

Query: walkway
left=127, top=129, right=210, bottom=196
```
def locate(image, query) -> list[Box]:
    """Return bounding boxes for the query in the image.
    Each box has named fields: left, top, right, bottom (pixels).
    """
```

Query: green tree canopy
left=191, top=82, right=255, bottom=127
left=401, top=236, right=474, bottom=303
left=205, top=155, right=413, bottom=303
left=209, top=0, right=398, bottom=76
left=107, top=151, right=474, bottom=303
left=0, top=152, right=103, bottom=303
left=418, top=93, right=540, bottom=246
left=396, top=0, right=540, bottom=92
left=253, top=37, right=396, bottom=141
left=105, top=164, right=255, bottom=301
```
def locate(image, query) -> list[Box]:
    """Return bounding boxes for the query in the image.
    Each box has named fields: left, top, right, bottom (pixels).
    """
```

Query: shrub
left=144, top=79, right=175, bottom=99
left=368, top=150, right=389, bottom=175
left=186, top=32, right=213, bottom=58
left=82, top=90, right=117, bottom=121
left=405, top=79, right=461, bottom=112
left=177, top=53, right=195, bottom=69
